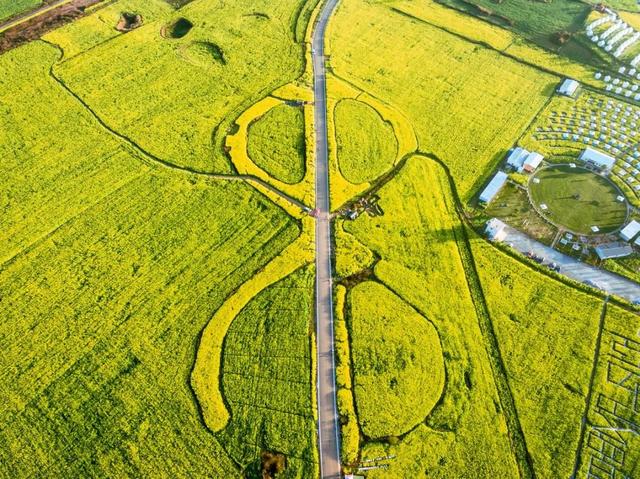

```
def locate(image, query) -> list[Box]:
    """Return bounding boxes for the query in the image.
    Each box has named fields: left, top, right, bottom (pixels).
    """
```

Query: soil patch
left=0, top=0, right=104, bottom=54
left=115, top=12, right=142, bottom=32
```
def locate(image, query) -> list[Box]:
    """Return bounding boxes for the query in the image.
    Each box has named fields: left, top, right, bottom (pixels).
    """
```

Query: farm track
left=311, top=0, right=342, bottom=477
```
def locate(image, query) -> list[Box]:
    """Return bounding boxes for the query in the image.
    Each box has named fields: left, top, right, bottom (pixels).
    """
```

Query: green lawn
left=529, top=165, right=627, bottom=234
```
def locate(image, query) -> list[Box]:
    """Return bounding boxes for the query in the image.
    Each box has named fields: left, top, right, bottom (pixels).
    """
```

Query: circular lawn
left=529, top=165, right=627, bottom=234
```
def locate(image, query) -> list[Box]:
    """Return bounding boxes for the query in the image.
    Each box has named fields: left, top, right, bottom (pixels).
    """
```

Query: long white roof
left=506, top=147, right=529, bottom=169
left=479, top=171, right=508, bottom=203
left=620, top=220, right=640, bottom=241
left=579, top=147, right=616, bottom=168
left=524, top=152, right=544, bottom=169
left=558, top=79, right=579, bottom=96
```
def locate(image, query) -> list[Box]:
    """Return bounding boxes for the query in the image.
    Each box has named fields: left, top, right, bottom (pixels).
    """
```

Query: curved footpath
left=312, top=0, right=342, bottom=477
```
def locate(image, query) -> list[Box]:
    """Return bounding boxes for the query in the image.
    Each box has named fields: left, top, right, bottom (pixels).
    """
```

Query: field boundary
left=569, top=296, right=609, bottom=478
left=41, top=40, right=309, bottom=217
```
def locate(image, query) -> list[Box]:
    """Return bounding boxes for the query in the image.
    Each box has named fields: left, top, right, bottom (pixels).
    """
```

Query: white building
left=523, top=152, right=544, bottom=173
left=595, top=242, right=633, bottom=259
left=505, top=148, right=544, bottom=173
left=557, top=78, right=580, bottom=97
left=506, top=147, right=529, bottom=171
left=620, top=220, right=640, bottom=241
left=485, top=218, right=507, bottom=242
left=578, top=147, right=616, bottom=171
left=479, top=171, right=508, bottom=204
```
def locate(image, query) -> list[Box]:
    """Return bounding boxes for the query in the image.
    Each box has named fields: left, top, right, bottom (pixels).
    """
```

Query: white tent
left=557, top=79, right=579, bottom=97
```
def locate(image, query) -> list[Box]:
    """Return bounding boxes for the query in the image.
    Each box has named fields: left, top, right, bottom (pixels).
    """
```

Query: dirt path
left=0, top=1, right=73, bottom=33
left=312, top=0, right=342, bottom=477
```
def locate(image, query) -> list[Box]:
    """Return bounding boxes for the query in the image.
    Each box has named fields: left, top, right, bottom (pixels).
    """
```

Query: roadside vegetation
left=0, top=0, right=42, bottom=23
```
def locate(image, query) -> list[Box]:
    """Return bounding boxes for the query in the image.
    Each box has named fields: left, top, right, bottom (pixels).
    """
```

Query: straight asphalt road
left=312, top=0, right=342, bottom=478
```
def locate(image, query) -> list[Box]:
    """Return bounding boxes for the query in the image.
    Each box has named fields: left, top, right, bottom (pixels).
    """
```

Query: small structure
left=557, top=78, right=580, bottom=97
left=479, top=171, right=508, bottom=204
left=591, top=226, right=600, bottom=233
left=578, top=147, right=616, bottom=171
left=505, top=147, right=544, bottom=173
left=620, top=220, right=640, bottom=241
left=595, top=242, right=633, bottom=259
left=523, top=152, right=544, bottom=173
left=485, top=218, right=507, bottom=242
left=506, top=147, right=529, bottom=171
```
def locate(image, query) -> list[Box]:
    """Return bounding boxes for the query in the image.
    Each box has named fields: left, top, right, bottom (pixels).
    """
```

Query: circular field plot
left=529, top=165, right=627, bottom=234
left=335, top=99, right=397, bottom=184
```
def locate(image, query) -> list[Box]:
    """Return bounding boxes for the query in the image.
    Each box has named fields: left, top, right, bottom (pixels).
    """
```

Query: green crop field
left=48, top=0, right=313, bottom=173
left=248, top=103, right=306, bottom=184
left=43, top=0, right=174, bottom=59
left=328, top=0, right=555, bottom=200
left=346, top=281, right=444, bottom=439
left=0, top=0, right=317, bottom=476
left=6, top=0, right=640, bottom=476
left=339, top=156, right=520, bottom=477
left=0, top=0, right=41, bottom=23
left=218, top=266, right=317, bottom=478
left=530, top=165, right=628, bottom=234
left=574, top=303, right=640, bottom=479
left=471, top=238, right=604, bottom=478
left=436, top=0, right=596, bottom=63
left=335, top=98, right=397, bottom=184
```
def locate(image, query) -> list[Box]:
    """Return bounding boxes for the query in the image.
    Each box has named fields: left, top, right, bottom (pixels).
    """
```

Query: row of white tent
left=587, top=14, right=640, bottom=59
left=595, top=73, right=640, bottom=100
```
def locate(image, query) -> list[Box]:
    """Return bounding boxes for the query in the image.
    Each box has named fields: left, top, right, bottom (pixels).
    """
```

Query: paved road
left=0, top=0, right=75, bottom=33
left=501, top=224, right=640, bottom=301
left=312, top=0, right=342, bottom=478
